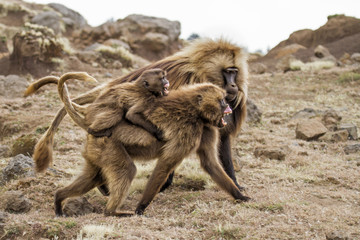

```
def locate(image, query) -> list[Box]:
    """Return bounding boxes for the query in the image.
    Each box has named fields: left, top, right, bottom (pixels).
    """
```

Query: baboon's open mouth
left=163, top=83, right=170, bottom=96
left=219, top=105, right=232, bottom=127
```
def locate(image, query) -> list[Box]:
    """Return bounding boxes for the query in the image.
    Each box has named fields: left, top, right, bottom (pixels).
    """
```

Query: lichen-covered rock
left=9, top=23, right=67, bottom=76
left=2, top=154, right=34, bottom=182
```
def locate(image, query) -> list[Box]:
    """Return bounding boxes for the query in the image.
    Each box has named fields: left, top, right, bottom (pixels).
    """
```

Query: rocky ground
left=0, top=64, right=359, bottom=239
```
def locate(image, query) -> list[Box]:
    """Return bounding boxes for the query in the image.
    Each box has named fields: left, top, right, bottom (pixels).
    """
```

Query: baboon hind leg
left=102, top=142, right=137, bottom=217
left=54, top=162, right=103, bottom=216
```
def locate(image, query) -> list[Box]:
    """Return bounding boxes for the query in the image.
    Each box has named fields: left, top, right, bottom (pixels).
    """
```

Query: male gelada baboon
left=56, top=81, right=250, bottom=216
left=27, top=38, right=248, bottom=191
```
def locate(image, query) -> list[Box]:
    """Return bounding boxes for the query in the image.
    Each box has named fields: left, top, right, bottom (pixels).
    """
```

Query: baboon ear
left=196, top=95, right=203, bottom=106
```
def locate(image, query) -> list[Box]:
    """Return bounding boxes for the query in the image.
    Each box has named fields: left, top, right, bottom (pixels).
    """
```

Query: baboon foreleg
left=102, top=143, right=137, bottom=217
left=54, top=162, right=103, bottom=216
left=219, top=134, right=245, bottom=191
left=197, top=127, right=250, bottom=201
left=135, top=157, right=181, bottom=215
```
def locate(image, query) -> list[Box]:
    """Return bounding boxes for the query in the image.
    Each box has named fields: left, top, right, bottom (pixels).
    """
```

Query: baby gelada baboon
left=58, top=69, right=169, bottom=140
left=86, top=68, right=169, bottom=139
left=55, top=82, right=250, bottom=217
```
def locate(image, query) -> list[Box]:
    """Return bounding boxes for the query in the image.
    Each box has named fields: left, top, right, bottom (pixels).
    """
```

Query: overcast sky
left=31, top=0, right=360, bottom=53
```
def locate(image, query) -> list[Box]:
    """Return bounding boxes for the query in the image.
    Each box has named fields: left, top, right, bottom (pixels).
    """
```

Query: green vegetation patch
left=338, top=72, right=360, bottom=83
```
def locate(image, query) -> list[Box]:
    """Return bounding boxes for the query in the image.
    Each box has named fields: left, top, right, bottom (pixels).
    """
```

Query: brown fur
left=55, top=83, right=250, bottom=216
left=28, top=73, right=97, bottom=172
left=56, top=69, right=168, bottom=139
left=28, top=38, right=248, bottom=189
left=85, top=69, right=168, bottom=138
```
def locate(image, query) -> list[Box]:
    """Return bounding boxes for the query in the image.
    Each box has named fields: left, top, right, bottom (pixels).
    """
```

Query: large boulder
left=254, top=15, right=360, bottom=71
left=31, top=11, right=63, bottom=34
left=73, top=14, right=182, bottom=61
left=31, top=3, right=88, bottom=35
left=118, top=14, right=181, bottom=61
left=9, top=23, right=66, bottom=77
left=48, top=3, right=88, bottom=30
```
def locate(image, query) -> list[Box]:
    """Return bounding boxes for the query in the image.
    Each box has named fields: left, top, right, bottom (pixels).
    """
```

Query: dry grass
left=0, top=66, right=360, bottom=239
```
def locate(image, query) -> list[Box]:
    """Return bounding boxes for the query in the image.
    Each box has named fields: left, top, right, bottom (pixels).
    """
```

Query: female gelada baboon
left=55, top=81, right=250, bottom=216
left=27, top=38, right=248, bottom=192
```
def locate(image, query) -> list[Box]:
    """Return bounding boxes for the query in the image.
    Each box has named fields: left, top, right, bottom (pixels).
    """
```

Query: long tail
left=31, top=72, right=101, bottom=172
left=57, top=72, right=97, bottom=131
left=24, top=76, right=59, bottom=97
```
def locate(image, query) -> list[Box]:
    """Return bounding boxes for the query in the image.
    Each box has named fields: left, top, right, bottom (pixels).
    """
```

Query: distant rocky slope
left=250, top=14, right=360, bottom=73
left=0, top=0, right=182, bottom=77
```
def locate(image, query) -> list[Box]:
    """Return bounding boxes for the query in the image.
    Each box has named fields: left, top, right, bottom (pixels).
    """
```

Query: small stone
left=338, top=123, right=358, bottom=140
left=63, top=197, right=94, bottom=217
left=270, top=118, right=282, bottom=125
left=295, top=119, right=328, bottom=141
left=0, top=145, right=10, bottom=157
left=254, top=146, right=288, bottom=160
left=0, top=211, right=8, bottom=223
left=104, top=72, right=113, bottom=78
left=343, top=144, right=360, bottom=154
left=326, top=230, right=349, bottom=240
left=0, top=211, right=8, bottom=235
left=351, top=52, right=360, bottom=62
left=112, top=60, right=123, bottom=69
left=292, top=108, right=317, bottom=119
left=298, top=151, right=308, bottom=156
left=2, top=191, right=32, bottom=213
left=318, top=130, right=349, bottom=142
left=246, top=99, right=262, bottom=123
left=11, top=134, right=38, bottom=157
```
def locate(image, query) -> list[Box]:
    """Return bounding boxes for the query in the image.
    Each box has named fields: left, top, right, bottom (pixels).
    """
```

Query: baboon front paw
left=135, top=205, right=146, bottom=215
left=235, top=195, right=251, bottom=203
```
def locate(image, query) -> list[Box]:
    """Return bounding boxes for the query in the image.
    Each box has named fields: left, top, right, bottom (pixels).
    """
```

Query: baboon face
left=197, top=84, right=232, bottom=128
left=141, top=69, right=169, bottom=97
left=177, top=39, right=248, bottom=108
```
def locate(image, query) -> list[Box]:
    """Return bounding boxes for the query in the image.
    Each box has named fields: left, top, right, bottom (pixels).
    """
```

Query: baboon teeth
left=221, top=118, right=227, bottom=126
